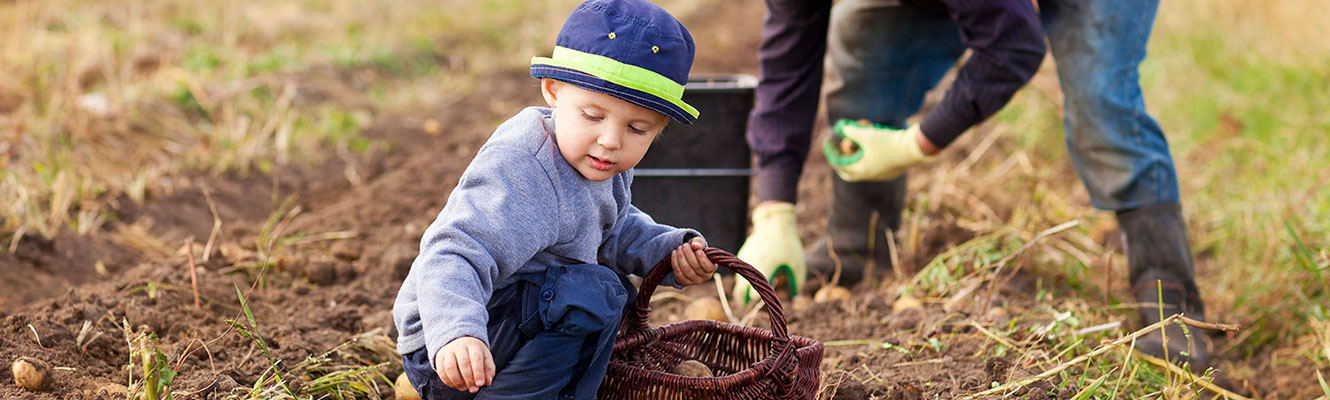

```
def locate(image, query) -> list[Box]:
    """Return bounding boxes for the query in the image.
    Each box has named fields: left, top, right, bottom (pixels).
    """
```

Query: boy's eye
left=628, top=125, right=649, bottom=134
left=581, top=111, right=603, bottom=122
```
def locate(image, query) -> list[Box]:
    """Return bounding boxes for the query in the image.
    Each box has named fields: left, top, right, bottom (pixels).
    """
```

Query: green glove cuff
left=766, top=264, right=799, bottom=300
left=734, top=202, right=806, bottom=304
left=823, top=120, right=866, bottom=167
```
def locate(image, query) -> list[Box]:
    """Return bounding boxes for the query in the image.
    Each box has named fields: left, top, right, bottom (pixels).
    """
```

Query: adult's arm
left=918, top=0, right=1046, bottom=149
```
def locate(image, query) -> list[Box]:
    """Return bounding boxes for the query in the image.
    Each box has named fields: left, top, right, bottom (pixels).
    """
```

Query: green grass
left=982, top=0, right=1330, bottom=394
left=0, top=0, right=578, bottom=242
left=1153, top=0, right=1329, bottom=365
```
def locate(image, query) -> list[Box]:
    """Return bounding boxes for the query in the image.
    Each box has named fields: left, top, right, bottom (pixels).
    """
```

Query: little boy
left=392, top=1, right=715, bottom=398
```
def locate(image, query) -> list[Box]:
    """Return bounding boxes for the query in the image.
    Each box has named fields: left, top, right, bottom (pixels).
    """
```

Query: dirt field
left=0, top=66, right=1064, bottom=399
left=1, top=1, right=1326, bottom=399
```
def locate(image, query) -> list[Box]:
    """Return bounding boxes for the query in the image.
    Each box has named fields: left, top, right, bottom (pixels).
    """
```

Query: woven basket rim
left=609, top=315, right=823, bottom=386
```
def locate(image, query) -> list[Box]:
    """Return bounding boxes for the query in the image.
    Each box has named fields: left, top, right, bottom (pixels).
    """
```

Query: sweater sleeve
left=919, top=0, right=1046, bottom=148
left=598, top=204, right=701, bottom=279
left=399, top=144, right=560, bottom=369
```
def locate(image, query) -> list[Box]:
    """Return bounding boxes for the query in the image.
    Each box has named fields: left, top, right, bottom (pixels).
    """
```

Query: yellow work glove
left=732, top=202, right=806, bottom=305
left=823, top=120, right=935, bottom=182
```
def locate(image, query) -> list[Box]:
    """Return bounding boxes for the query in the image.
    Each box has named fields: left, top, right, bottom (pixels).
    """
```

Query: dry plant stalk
left=1068, top=374, right=1111, bottom=399
left=970, top=321, right=1028, bottom=358
left=739, top=299, right=767, bottom=327
left=863, top=212, right=878, bottom=287
left=1132, top=351, right=1253, bottom=400
left=648, top=290, right=693, bottom=305
left=27, top=324, right=46, bottom=349
left=186, top=239, right=201, bottom=310
left=978, top=220, right=1079, bottom=310
left=961, top=314, right=1239, bottom=399
left=1314, top=319, right=1330, bottom=364
left=885, top=228, right=904, bottom=282
left=713, top=275, right=738, bottom=323
left=201, top=186, right=222, bottom=263
left=827, top=234, right=843, bottom=287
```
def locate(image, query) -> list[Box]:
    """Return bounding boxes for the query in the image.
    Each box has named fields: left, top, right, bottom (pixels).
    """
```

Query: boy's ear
left=540, top=78, right=560, bottom=107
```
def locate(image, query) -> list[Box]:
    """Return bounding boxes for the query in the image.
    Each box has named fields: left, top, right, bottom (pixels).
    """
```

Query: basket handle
left=622, top=247, right=789, bottom=339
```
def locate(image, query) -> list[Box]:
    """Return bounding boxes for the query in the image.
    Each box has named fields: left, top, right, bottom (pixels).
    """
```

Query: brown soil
left=0, top=63, right=1069, bottom=398
left=639, top=276, right=1075, bottom=400
left=0, top=2, right=1309, bottom=399
left=0, top=69, right=537, bottom=399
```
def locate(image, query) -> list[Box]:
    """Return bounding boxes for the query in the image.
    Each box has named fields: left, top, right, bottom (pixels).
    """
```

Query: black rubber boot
left=805, top=172, right=907, bottom=288
left=1119, top=203, right=1210, bottom=372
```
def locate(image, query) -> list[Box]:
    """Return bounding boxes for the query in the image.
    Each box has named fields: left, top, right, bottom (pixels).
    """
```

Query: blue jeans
left=825, top=0, right=1177, bottom=211
left=402, top=264, right=632, bottom=400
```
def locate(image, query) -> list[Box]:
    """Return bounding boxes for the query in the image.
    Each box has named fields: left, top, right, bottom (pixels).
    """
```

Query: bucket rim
left=685, top=74, right=758, bottom=91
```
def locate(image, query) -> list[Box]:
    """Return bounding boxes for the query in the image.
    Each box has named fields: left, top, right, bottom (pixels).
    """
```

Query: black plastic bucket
left=631, top=74, right=757, bottom=252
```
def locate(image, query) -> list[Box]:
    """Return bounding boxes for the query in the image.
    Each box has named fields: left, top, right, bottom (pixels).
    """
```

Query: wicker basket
left=599, top=248, right=824, bottom=399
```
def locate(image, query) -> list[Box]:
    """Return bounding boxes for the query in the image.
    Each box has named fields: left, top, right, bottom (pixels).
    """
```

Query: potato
left=95, top=383, right=129, bottom=397
left=790, top=294, right=814, bottom=313
left=685, top=297, right=728, bottom=322
left=12, top=357, right=51, bottom=391
left=422, top=119, right=442, bottom=135
left=395, top=372, right=421, bottom=400
left=813, top=286, right=852, bottom=303
left=838, top=137, right=858, bottom=155
left=892, top=294, right=923, bottom=313
left=671, top=359, right=713, bottom=378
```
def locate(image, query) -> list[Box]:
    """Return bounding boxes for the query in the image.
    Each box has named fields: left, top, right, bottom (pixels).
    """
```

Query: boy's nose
left=597, top=130, right=622, bottom=150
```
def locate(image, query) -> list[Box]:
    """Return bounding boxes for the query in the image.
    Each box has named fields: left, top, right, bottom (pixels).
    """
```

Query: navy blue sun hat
left=530, top=0, right=698, bottom=124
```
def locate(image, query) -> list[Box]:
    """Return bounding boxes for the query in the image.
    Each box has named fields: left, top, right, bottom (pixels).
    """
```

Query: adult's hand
left=823, top=120, right=936, bottom=182
left=733, top=202, right=806, bottom=304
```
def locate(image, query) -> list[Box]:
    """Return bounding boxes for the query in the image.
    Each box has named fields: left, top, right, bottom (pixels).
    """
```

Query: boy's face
left=541, top=78, right=667, bottom=181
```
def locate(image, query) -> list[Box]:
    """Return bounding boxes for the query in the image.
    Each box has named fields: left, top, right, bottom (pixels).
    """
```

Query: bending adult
left=732, top=0, right=1209, bottom=369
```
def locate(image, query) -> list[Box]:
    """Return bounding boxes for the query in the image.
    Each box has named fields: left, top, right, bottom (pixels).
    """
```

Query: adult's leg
left=809, top=0, right=965, bottom=287
left=1040, top=0, right=1208, bottom=370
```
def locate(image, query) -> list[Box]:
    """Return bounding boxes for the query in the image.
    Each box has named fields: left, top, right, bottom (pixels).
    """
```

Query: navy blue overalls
left=402, top=262, right=635, bottom=400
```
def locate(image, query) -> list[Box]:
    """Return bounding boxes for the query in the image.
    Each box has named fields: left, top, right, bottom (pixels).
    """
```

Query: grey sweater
left=393, top=107, right=699, bottom=367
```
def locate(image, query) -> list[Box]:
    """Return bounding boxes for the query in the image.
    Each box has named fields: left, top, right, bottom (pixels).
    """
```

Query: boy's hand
left=435, top=337, right=495, bottom=393
left=671, top=237, right=718, bottom=286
